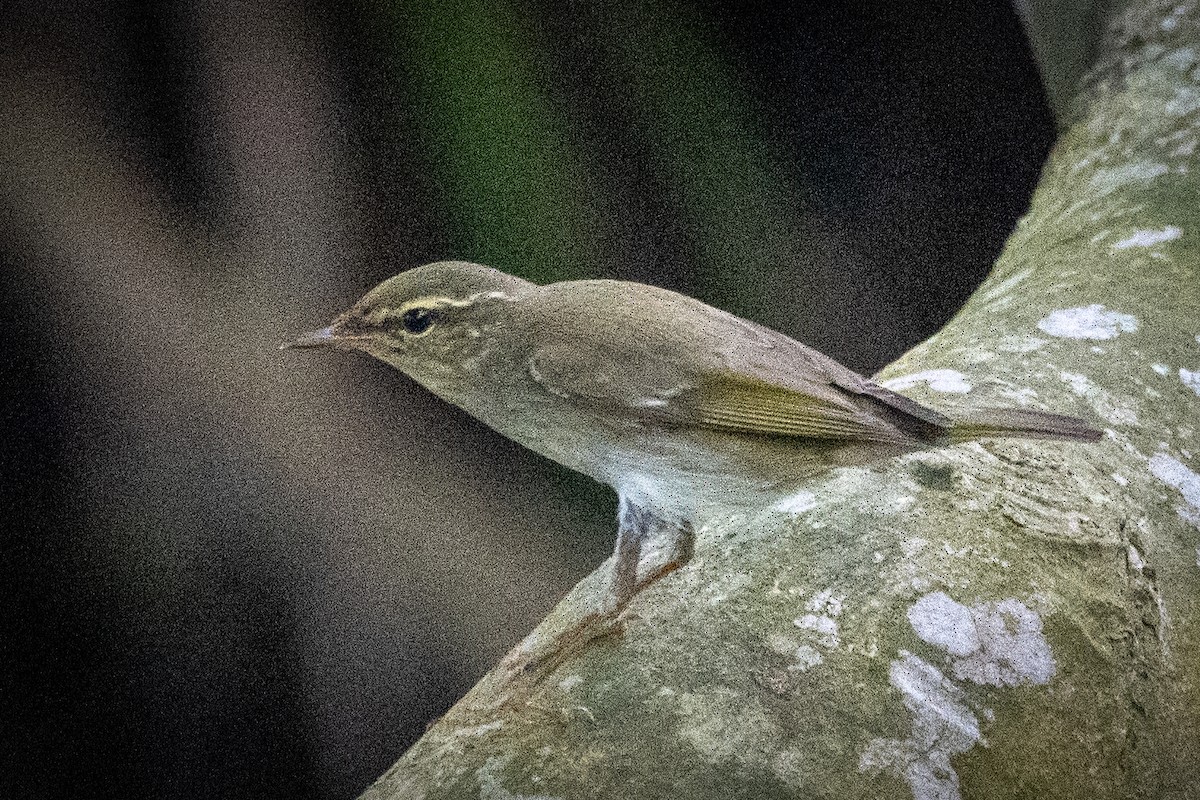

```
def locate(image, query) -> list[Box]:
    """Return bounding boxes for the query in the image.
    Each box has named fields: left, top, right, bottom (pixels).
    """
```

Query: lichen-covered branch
left=367, top=2, right=1200, bottom=797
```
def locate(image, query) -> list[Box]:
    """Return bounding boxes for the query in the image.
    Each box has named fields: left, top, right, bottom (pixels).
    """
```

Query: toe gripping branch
left=498, top=497, right=695, bottom=692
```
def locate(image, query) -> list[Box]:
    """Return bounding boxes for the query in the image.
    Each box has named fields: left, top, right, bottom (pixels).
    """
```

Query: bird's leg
left=608, top=497, right=649, bottom=609
left=499, top=498, right=694, bottom=688
left=609, top=497, right=694, bottom=609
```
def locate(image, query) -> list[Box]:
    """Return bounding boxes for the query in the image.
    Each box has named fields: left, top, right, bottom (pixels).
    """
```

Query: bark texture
left=368, top=1, right=1200, bottom=797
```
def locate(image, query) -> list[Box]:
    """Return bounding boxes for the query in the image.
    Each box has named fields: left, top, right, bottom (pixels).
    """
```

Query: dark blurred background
left=1, top=1, right=1053, bottom=798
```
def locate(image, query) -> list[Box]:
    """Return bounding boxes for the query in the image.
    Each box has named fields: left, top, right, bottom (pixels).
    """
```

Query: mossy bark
left=368, top=2, right=1200, bottom=797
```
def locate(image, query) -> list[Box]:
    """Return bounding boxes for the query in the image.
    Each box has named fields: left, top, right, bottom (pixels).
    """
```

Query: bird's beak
left=281, top=325, right=339, bottom=350
left=279, top=321, right=364, bottom=350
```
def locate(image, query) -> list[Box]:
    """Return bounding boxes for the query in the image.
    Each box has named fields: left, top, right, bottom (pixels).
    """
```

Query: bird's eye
left=400, top=307, right=437, bottom=335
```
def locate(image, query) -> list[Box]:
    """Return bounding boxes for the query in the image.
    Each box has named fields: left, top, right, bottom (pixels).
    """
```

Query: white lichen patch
left=767, top=632, right=824, bottom=672
left=1037, top=305, right=1140, bottom=340
left=994, top=385, right=1040, bottom=408
left=1167, top=86, right=1200, bottom=117
left=1153, top=363, right=1172, bottom=375
left=557, top=674, right=583, bottom=692
left=780, top=589, right=847, bottom=664
left=859, top=653, right=982, bottom=800
left=695, top=571, right=752, bottom=606
left=1149, top=453, right=1200, bottom=530
left=1059, top=371, right=1093, bottom=396
left=1149, top=453, right=1200, bottom=506
left=1058, top=371, right=1140, bottom=426
left=978, top=268, right=1030, bottom=303
left=792, top=644, right=823, bottom=670
left=772, top=490, right=818, bottom=514
left=1111, top=226, right=1183, bottom=249
left=1183, top=506, right=1200, bottom=532
left=794, top=612, right=840, bottom=649
left=1180, top=368, right=1200, bottom=397
left=907, top=592, right=1056, bottom=687
left=893, top=536, right=935, bottom=593
left=1161, top=45, right=1197, bottom=70
left=1089, top=160, right=1168, bottom=196
left=907, top=592, right=979, bottom=658
left=808, top=588, right=845, bottom=616
left=883, top=369, right=972, bottom=394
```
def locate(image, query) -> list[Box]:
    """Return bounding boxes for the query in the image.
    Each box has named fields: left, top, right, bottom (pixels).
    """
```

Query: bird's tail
left=947, top=407, right=1103, bottom=444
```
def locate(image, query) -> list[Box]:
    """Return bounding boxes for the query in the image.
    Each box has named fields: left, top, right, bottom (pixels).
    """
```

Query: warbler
left=287, top=261, right=1100, bottom=624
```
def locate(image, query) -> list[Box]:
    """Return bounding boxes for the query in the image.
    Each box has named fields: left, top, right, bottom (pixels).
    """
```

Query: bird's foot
left=493, top=502, right=694, bottom=702
left=496, top=608, right=627, bottom=694
left=496, top=554, right=690, bottom=693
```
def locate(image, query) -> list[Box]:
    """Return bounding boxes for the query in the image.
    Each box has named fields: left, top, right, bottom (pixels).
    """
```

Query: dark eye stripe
left=401, top=307, right=437, bottom=334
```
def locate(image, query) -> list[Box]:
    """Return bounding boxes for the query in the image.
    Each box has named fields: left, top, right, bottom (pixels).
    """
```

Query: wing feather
left=525, top=279, right=949, bottom=445
left=530, top=345, right=918, bottom=443
left=673, top=372, right=915, bottom=442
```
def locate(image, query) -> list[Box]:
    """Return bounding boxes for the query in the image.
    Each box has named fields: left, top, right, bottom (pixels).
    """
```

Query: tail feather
left=948, top=407, right=1103, bottom=444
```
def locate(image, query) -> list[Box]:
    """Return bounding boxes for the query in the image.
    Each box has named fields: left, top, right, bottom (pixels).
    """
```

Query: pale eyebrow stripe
left=365, top=292, right=517, bottom=324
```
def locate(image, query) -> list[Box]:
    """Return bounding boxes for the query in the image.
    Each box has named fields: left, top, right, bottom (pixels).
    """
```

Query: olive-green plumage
left=288, top=261, right=1100, bottom=625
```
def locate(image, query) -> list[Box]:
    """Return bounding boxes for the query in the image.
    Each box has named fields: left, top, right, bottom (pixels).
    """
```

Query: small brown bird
left=288, top=261, right=1100, bottom=657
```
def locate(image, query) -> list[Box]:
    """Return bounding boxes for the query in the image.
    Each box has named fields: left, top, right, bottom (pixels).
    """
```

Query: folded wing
left=526, top=285, right=951, bottom=446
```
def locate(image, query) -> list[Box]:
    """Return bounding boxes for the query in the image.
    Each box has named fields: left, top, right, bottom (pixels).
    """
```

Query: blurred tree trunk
left=1014, top=0, right=1116, bottom=125
left=365, top=1, right=1200, bottom=797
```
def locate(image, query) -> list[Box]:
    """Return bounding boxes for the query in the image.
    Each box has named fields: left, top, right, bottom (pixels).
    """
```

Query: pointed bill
left=281, top=325, right=338, bottom=350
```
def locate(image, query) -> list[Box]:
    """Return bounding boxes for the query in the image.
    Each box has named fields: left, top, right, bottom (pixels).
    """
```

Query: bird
left=286, top=260, right=1101, bottom=673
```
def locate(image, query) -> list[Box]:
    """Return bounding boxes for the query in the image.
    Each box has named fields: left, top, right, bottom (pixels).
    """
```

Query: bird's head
left=287, top=261, right=536, bottom=390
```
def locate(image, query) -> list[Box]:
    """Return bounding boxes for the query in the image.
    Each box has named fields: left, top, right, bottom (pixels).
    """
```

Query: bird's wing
left=528, top=342, right=940, bottom=444
left=525, top=279, right=951, bottom=444
left=665, top=369, right=924, bottom=442
left=725, top=317, right=953, bottom=442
